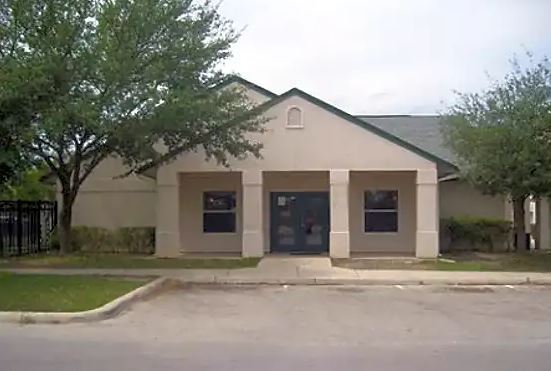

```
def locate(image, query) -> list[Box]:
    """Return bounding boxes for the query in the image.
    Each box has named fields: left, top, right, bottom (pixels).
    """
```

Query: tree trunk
left=58, top=192, right=73, bottom=255
left=513, top=196, right=527, bottom=251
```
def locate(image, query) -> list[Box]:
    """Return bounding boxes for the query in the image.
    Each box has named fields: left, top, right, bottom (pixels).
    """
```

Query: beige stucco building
left=70, top=77, right=536, bottom=258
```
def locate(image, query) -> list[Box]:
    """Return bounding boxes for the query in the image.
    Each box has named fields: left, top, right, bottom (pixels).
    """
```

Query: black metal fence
left=0, top=201, right=58, bottom=257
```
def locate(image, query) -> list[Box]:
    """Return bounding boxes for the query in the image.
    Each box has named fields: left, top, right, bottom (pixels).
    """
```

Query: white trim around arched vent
left=286, top=106, right=304, bottom=129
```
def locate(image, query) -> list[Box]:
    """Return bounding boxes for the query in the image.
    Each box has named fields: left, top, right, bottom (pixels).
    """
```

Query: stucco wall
left=151, top=85, right=439, bottom=256
left=70, top=156, right=156, bottom=229
left=179, top=172, right=242, bottom=253
left=349, top=171, right=416, bottom=254
left=439, top=180, right=507, bottom=220
left=156, top=94, right=436, bottom=182
left=70, top=83, right=443, bottom=257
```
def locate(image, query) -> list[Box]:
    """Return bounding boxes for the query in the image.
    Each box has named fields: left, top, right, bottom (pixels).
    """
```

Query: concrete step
left=257, top=256, right=332, bottom=272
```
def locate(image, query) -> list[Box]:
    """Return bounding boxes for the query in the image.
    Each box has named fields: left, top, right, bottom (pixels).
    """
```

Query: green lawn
left=0, top=273, right=146, bottom=312
left=333, top=252, right=551, bottom=272
left=0, top=254, right=260, bottom=269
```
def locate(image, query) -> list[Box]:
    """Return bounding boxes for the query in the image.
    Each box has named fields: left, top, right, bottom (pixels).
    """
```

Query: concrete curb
left=0, top=277, right=173, bottom=325
left=1, top=272, right=550, bottom=325
left=173, top=275, right=551, bottom=286
left=3, top=268, right=551, bottom=290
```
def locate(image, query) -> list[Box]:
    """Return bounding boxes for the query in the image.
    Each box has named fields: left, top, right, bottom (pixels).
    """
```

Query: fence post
left=37, top=202, right=42, bottom=252
left=16, top=200, right=22, bottom=256
left=54, top=201, right=58, bottom=228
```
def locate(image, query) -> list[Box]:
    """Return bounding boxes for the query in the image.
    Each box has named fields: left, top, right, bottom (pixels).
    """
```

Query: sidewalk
left=3, top=256, right=551, bottom=285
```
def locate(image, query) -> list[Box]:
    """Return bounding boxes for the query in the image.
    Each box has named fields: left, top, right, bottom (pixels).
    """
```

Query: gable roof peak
left=219, top=75, right=278, bottom=98
left=257, top=87, right=457, bottom=174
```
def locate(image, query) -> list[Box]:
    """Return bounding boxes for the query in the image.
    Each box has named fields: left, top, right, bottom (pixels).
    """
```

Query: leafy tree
left=0, top=126, right=25, bottom=192
left=0, top=165, right=55, bottom=201
left=443, top=56, right=551, bottom=250
left=0, top=95, right=32, bottom=191
left=0, top=0, right=265, bottom=253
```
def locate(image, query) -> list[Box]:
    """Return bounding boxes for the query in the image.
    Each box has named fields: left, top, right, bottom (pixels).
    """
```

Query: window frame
left=202, top=191, right=238, bottom=234
left=363, top=190, right=399, bottom=234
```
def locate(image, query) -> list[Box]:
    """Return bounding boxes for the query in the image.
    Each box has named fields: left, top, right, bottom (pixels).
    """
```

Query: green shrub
left=441, top=217, right=512, bottom=252
left=70, top=226, right=155, bottom=254
left=113, top=227, right=156, bottom=254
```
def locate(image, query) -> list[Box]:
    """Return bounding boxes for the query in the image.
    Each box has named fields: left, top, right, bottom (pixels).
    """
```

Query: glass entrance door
left=270, top=192, right=329, bottom=253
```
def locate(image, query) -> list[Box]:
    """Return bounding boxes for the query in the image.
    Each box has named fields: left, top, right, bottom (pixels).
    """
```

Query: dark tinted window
left=203, top=191, right=236, bottom=233
left=365, top=211, right=398, bottom=232
left=365, top=190, right=398, bottom=210
left=364, top=190, right=398, bottom=232
left=203, top=192, right=236, bottom=211
left=203, top=213, right=236, bottom=233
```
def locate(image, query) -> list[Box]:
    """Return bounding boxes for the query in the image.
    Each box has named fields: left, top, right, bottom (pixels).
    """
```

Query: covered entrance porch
left=155, top=169, right=439, bottom=258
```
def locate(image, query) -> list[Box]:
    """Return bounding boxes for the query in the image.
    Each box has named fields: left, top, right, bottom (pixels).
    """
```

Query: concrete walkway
left=3, top=256, right=551, bottom=285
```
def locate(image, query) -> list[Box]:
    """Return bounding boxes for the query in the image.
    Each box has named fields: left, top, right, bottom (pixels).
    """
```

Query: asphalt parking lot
left=2, top=284, right=551, bottom=371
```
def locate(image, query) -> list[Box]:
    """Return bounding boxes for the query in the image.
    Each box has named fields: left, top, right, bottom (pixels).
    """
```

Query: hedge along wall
left=440, top=217, right=513, bottom=252
left=51, top=227, right=155, bottom=254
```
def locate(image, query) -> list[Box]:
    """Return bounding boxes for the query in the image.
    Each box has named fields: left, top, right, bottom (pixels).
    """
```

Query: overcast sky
left=219, top=0, right=551, bottom=115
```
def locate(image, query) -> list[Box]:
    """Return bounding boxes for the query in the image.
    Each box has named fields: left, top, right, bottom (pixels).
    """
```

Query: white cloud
left=219, top=0, right=551, bottom=114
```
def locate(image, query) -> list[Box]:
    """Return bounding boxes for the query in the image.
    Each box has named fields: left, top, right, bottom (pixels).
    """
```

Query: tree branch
left=131, top=113, right=261, bottom=175
left=77, top=151, right=109, bottom=189
left=29, top=145, right=67, bottom=184
left=70, top=138, right=83, bottom=200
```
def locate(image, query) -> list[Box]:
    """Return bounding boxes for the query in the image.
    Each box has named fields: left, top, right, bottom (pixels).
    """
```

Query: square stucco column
left=155, top=175, right=181, bottom=258
left=416, top=169, right=439, bottom=258
left=525, top=198, right=532, bottom=234
left=330, top=170, right=350, bottom=258
left=536, top=197, right=550, bottom=250
left=242, top=170, right=264, bottom=257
